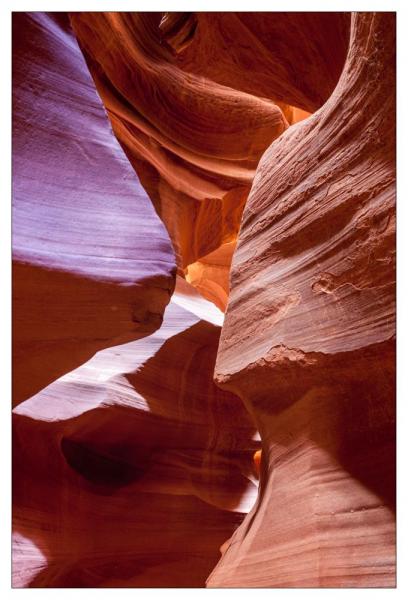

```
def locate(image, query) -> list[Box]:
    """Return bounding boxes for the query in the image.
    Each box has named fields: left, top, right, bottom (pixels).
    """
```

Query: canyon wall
left=13, top=279, right=259, bottom=587
left=70, top=12, right=348, bottom=309
left=12, top=10, right=395, bottom=589
left=12, top=12, right=176, bottom=405
left=208, top=11, right=396, bottom=587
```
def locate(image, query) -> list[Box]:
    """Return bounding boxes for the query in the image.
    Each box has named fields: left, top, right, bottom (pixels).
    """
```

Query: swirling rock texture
left=13, top=280, right=259, bottom=588
left=209, top=12, right=396, bottom=588
left=71, top=13, right=349, bottom=310
left=69, top=12, right=348, bottom=306
left=69, top=12, right=286, bottom=271
left=12, top=10, right=395, bottom=590
left=12, top=12, right=176, bottom=406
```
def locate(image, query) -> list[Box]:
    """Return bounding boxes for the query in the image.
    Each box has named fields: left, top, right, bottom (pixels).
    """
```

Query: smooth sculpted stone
left=209, top=12, right=396, bottom=588
left=184, top=241, right=237, bottom=312
left=70, top=12, right=290, bottom=268
left=12, top=13, right=176, bottom=405
left=167, top=12, right=350, bottom=113
left=13, top=280, right=259, bottom=588
left=69, top=13, right=348, bottom=305
left=12, top=10, right=395, bottom=590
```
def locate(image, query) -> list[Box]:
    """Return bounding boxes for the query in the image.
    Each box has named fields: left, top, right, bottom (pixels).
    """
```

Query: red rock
left=13, top=280, right=259, bottom=588
left=171, top=12, right=350, bottom=112
left=253, top=450, right=262, bottom=477
left=70, top=12, right=347, bottom=300
left=209, top=12, right=396, bottom=588
left=184, top=241, right=236, bottom=312
left=70, top=13, right=289, bottom=269
left=12, top=10, right=396, bottom=589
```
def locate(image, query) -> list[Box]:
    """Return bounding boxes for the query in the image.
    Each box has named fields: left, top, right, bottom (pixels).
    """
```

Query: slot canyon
left=12, top=11, right=395, bottom=588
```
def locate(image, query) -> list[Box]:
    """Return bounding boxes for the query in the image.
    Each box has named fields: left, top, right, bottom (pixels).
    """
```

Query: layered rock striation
left=69, top=12, right=348, bottom=279
left=69, top=12, right=285, bottom=271
left=13, top=280, right=259, bottom=587
left=12, top=13, right=176, bottom=405
left=209, top=11, right=396, bottom=588
left=12, top=10, right=395, bottom=590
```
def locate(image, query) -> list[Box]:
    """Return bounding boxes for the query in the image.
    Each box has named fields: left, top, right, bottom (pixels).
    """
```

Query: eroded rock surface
left=165, top=12, right=350, bottom=113
left=69, top=12, right=288, bottom=271
left=209, top=12, right=396, bottom=588
left=12, top=13, right=176, bottom=405
left=13, top=281, right=259, bottom=588
left=69, top=12, right=349, bottom=276
left=12, top=10, right=395, bottom=590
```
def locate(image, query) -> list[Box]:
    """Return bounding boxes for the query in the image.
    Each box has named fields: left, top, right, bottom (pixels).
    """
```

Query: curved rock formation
left=209, top=12, right=396, bottom=588
left=13, top=280, right=259, bottom=588
left=184, top=241, right=236, bottom=312
left=69, top=12, right=288, bottom=270
left=12, top=13, right=176, bottom=405
left=12, top=10, right=396, bottom=590
left=69, top=12, right=348, bottom=275
left=167, top=12, right=350, bottom=113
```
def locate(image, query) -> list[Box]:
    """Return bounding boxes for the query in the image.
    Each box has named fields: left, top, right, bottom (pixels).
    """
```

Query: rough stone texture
left=12, top=13, right=176, bottom=405
left=13, top=280, right=259, bottom=588
left=208, top=12, right=396, bottom=588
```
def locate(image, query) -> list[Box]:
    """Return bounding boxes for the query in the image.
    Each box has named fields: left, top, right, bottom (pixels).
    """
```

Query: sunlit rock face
left=12, top=10, right=395, bottom=590
left=12, top=13, right=176, bottom=405
left=69, top=12, right=348, bottom=276
left=209, top=12, right=396, bottom=588
left=13, top=280, right=259, bottom=588
left=184, top=241, right=236, bottom=312
left=69, top=12, right=286, bottom=271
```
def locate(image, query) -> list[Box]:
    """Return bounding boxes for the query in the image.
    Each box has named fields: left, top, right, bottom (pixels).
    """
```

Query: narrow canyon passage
left=13, top=281, right=260, bottom=587
left=12, top=11, right=395, bottom=588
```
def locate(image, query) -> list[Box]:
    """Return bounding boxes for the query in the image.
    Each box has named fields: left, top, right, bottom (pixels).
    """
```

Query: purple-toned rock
left=12, top=13, right=176, bottom=405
